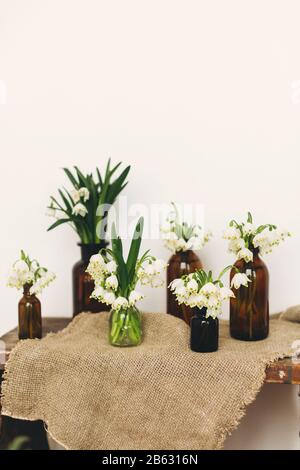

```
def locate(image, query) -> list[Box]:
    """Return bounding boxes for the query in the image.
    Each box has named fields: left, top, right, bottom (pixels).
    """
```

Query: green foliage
left=47, top=159, right=130, bottom=244
left=107, top=217, right=151, bottom=297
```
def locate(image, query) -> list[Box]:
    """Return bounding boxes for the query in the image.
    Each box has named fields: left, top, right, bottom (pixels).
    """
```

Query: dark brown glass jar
left=190, top=307, right=219, bottom=352
left=18, top=284, right=42, bottom=340
left=167, top=250, right=202, bottom=325
left=73, top=242, right=110, bottom=317
left=230, top=247, right=269, bottom=341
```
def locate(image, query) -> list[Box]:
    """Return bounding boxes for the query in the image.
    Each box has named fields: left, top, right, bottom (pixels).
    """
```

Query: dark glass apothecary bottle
left=73, top=242, right=110, bottom=317
left=167, top=250, right=202, bottom=325
left=18, top=284, right=42, bottom=340
left=190, top=307, right=219, bottom=353
left=230, top=247, right=269, bottom=341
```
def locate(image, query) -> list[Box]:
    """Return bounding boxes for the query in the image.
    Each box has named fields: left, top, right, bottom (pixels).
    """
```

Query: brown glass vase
left=18, top=284, right=42, bottom=340
left=230, top=247, right=269, bottom=341
left=73, top=242, right=110, bottom=317
left=167, top=250, right=202, bottom=324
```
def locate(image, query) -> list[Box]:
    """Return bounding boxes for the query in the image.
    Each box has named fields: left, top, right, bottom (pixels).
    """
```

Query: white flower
left=92, top=285, right=104, bottom=299
left=105, top=274, right=118, bottom=291
left=46, top=207, right=56, bottom=217
left=228, top=238, right=245, bottom=254
left=152, top=259, right=167, bottom=274
left=186, top=293, right=207, bottom=308
left=200, top=282, right=218, bottom=296
left=237, top=248, right=253, bottom=263
left=90, top=253, right=105, bottom=264
left=102, top=290, right=116, bottom=306
left=206, top=307, right=221, bottom=320
left=105, top=260, right=117, bottom=274
left=14, top=260, right=29, bottom=274
left=220, top=287, right=235, bottom=300
left=129, top=290, right=144, bottom=305
left=71, top=190, right=81, bottom=203
left=175, top=286, right=189, bottom=303
left=243, top=223, right=255, bottom=235
left=78, top=187, right=90, bottom=202
left=169, top=278, right=184, bottom=291
left=231, top=273, right=251, bottom=289
left=112, top=296, right=129, bottom=311
left=207, top=295, right=221, bottom=309
left=72, top=203, right=88, bottom=217
left=186, top=279, right=198, bottom=293
left=223, top=227, right=241, bottom=241
left=253, top=233, right=270, bottom=249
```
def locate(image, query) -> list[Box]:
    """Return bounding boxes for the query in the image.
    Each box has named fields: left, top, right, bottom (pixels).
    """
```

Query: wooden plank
left=1, top=317, right=300, bottom=384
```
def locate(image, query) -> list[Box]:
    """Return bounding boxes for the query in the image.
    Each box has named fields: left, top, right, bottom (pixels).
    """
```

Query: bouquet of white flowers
left=7, top=251, right=56, bottom=295
left=169, top=266, right=250, bottom=319
left=223, top=212, right=291, bottom=262
left=161, top=203, right=212, bottom=253
left=87, top=217, right=167, bottom=346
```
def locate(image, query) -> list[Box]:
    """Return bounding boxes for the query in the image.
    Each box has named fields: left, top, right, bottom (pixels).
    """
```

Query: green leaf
left=111, top=223, right=128, bottom=294
left=47, top=218, right=71, bottom=231
left=63, top=168, right=79, bottom=189
left=247, top=212, right=253, bottom=224
left=126, top=217, right=144, bottom=285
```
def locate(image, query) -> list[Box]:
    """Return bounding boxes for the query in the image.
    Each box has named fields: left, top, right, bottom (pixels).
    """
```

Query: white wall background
left=0, top=0, right=299, bottom=450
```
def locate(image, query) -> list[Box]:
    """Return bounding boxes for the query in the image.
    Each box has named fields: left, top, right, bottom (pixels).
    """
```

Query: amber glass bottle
left=190, top=307, right=219, bottom=352
left=73, top=242, right=110, bottom=316
left=167, top=250, right=202, bottom=324
left=230, top=247, right=269, bottom=341
left=18, top=284, right=42, bottom=340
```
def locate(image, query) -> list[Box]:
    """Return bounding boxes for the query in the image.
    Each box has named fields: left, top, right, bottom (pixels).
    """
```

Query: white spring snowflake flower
left=78, top=187, right=90, bottom=202
left=91, top=285, right=105, bottom=300
left=105, top=260, right=117, bottom=274
left=72, top=203, right=88, bottom=217
left=105, top=274, right=118, bottom=291
left=200, top=282, right=218, bottom=296
left=231, top=273, right=251, bottom=289
left=236, top=248, right=253, bottom=263
left=220, top=287, right=235, bottom=301
left=228, top=238, right=245, bottom=254
left=243, top=222, right=255, bottom=235
left=186, top=278, right=198, bottom=293
left=169, top=278, right=185, bottom=291
left=223, top=227, right=241, bottom=241
left=14, top=260, right=29, bottom=274
left=71, top=190, right=81, bottom=203
left=128, top=290, right=144, bottom=306
left=102, top=290, right=116, bottom=306
left=112, top=297, right=129, bottom=311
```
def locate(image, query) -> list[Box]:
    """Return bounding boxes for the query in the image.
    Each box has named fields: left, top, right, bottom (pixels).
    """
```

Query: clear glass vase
left=109, top=306, right=142, bottom=347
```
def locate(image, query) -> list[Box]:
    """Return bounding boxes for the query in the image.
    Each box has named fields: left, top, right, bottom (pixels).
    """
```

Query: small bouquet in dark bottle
left=169, top=267, right=250, bottom=352
left=7, top=251, right=56, bottom=340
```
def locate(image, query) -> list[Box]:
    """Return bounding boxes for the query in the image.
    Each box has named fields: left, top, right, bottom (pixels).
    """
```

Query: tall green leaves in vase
left=47, top=159, right=130, bottom=317
left=87, top=217, right=167, bottom=346
left=47, top=159, right=130, bottom=244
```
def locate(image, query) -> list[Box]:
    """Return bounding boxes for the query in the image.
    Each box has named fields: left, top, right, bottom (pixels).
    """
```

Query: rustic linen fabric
left=2, top=312, right=300, bottom=450
left=280, top=305, right=300, bottom=323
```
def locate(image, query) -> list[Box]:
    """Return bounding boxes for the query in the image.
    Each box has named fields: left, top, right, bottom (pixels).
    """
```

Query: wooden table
left=0, top=317, right=300, bottom=449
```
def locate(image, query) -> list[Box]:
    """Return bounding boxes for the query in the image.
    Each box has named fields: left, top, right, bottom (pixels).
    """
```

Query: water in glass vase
left=230, top=248, right=269, bottom=341
left=109, top=306, right=142, bottom=347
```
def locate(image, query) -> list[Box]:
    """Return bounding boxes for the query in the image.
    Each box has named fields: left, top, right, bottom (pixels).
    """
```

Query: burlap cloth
left=2, top=311, right=300, bottom=450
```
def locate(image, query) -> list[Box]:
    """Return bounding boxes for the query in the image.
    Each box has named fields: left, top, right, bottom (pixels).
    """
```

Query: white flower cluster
left=7, top=255, right=56, bottom=295
left=71, top=187, right=90, bottom=217
left=161, top=206, right=212, bottom=253
left=170, top=272, right=250, bottom=319
left=223, top=219, right=290, bottom=261
left=138, top=259, right=167, bottom=288
left=87, top=253, right=167, bottom=311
